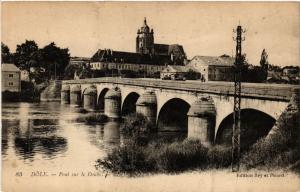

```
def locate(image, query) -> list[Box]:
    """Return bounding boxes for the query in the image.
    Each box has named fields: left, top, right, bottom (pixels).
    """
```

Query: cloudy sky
left=2, top=2, right=299, bottom=66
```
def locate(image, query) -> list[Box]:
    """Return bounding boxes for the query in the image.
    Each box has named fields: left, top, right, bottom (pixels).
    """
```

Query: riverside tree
left=14, top=40, right=40, bottom=70
left=39, top=42, right=70, bottom=79
left=1, top=43, right=13, bottom=63
left=13, top=40, right=70, bottom=81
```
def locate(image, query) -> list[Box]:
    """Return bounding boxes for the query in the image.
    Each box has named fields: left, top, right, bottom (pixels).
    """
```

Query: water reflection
left=2, top=102, right=67, bottom=162
left=10, top=118, right=67, bottom=161
left=2, top=102, right=185, bottom=170
left=85, top=121, right=121, bottom=152
left=103, top=121, right=121, bottom=150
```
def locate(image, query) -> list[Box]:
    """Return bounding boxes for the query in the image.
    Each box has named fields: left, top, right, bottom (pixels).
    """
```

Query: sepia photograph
left=1, top=2, right=300, bottom=192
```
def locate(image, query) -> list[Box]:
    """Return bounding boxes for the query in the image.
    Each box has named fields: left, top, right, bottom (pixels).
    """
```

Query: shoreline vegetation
left=95, top=93, right=300, bottom=176
left=76, top=112, right=108, bottom=124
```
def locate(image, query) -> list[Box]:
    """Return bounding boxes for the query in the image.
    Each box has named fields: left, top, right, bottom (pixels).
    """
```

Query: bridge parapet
left=63, top=77, right=299, bottom=101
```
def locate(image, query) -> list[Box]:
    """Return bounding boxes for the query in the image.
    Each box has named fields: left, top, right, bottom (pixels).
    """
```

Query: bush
left=153, top=139, right=208, bottom=172
left=2, top=91, right=20, bottom=101
left=76, top=113, right=108, bottom=124
left=121, top=114, right=155, bottom=135
left=96, top=137, right=235, bottom=175
left=206, top=145, right=232, bottom=169
left=75, top=108, right=89, bottom=114
left=241, top=95, right=300, bottom=170
left=96, top=140, right=155, bottom=175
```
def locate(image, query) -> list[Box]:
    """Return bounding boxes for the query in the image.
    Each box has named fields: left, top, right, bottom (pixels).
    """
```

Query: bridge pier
left=61, top=85, right=70, bottom=104
left=104, top=87, right=121, bottom=119
left=70, top=85, right=81, bottom=107
left=83, top=86, right=97, bottom=111
left=187, top=97, right=216, bottom=147
left=136, top=91, right=157, bottom=123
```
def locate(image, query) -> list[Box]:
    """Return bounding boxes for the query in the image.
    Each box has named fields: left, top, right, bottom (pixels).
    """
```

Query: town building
left=2, top=63, right=21, bottom=92
left=69, top=57, right=91, bottom=66
left=90, top=61, right=165, bottom=76
left=89, top=18, right=186, bottom=76
left=187, top=55, right=234, bottom=81
left=160, top=65, right=191, bottom=80
left=282, top=66, right=300, bottom=79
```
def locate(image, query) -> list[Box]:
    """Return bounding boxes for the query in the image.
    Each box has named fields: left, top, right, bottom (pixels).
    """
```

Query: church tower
left=136, top=18, right=154, bottom=54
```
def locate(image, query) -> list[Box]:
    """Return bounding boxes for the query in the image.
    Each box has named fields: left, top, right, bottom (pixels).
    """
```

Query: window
left=8, top=82, right=13, bottom=86
left=8, top=74, right=13, bottom=78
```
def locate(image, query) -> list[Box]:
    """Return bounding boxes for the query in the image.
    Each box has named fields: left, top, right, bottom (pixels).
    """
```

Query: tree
left=259, top=49, right=269, bottom=80
left=40, top=42, right=70, bottom=79
left=260, top=49, right=269, bottom=71
left=239, top=54, right=266, bottom=83
left=14, top=40, right=39, bottom=70
left=1, top=43, right=13, bottom=63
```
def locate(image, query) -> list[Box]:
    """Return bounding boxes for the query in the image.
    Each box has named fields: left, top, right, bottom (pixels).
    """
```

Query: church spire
left=144, top=17, right=147, bottom=26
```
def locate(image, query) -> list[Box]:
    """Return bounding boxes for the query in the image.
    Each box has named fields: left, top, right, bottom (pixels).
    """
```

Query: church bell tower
left=136, top=17, right=154, bottom=54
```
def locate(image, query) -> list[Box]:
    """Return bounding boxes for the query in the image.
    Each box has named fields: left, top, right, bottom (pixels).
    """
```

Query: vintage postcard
left=1, top=2, right=300, bottom=192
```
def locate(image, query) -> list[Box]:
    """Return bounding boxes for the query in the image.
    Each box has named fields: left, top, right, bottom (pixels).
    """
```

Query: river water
left=2, top=102, right=185, bottom=174
left=2, top=102, right=299, bottom=192
left=2, top=102, right=129, bottom=172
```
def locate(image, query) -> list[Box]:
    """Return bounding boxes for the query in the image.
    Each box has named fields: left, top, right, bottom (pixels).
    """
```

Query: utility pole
left=55, top=62, right=57, bottom=80
left=232, top=25, right=245, bottom=172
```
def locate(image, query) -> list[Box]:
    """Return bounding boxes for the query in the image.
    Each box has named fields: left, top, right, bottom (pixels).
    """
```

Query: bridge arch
left=213, top=96, right=288, bottom=135
left=215, top=108, right=276, bottom=149
left=97, top=88, right=109, bottom=111
left=70, top=84, right=81, bottom=106
left=157, top=98, right=191, bottom=132
left=122, top=92, right=140, bottom=116
left=81, top=85, right=97, bottom=111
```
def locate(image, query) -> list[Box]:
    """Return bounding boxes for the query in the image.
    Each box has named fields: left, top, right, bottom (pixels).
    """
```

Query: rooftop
left=189, top=55, right=234, bottom=66
left=162, top=65, right=191, bottom=73
left=1, top=63, right=20, bottom=72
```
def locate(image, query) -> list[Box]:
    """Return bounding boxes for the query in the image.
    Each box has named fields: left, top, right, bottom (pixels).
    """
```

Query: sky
left=2, top=2, right=300, bottom=67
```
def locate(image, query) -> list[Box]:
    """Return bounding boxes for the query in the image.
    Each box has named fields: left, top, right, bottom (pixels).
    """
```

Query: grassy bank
left=76, top=113, right=108, bottom=124
left=96, top=138, right=231, bottom=175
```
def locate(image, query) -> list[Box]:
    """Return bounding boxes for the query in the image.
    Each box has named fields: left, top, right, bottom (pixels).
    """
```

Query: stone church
left=91, top=18, right=186, bottom=66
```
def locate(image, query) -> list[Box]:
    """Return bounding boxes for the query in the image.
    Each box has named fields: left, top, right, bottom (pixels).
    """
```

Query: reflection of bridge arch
left=157, top=98, right=190, bottom=132
left=97, top=88, right=109, bottom=111
left=122, top=92, right=140, bottom=116
left=215, top=108, right=276, bottom=149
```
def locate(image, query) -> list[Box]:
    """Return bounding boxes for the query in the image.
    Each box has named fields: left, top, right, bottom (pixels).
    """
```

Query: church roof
left=189, top=55, right=234, bottom=67
left=154, top=44, right=169, bottom=55
left=91, top=49, right=170, bottom=65
left=154, top=44, right=185, bottom=56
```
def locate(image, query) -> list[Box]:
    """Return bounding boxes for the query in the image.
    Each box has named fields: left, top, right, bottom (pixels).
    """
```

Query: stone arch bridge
left=61, top=77, right=298, bottom=148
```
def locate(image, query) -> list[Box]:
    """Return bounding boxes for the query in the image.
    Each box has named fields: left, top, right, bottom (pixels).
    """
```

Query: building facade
left=2, top=63, right=21, bottom=92
left=90, top=62, right=165, bottom=76
left=187, top=55, right=234, bottom=81
left=282, top=66, right=300, bottom=79
left=160, top=65, right=190, bottom=80
left=69, top=57, right=91, bottom=66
